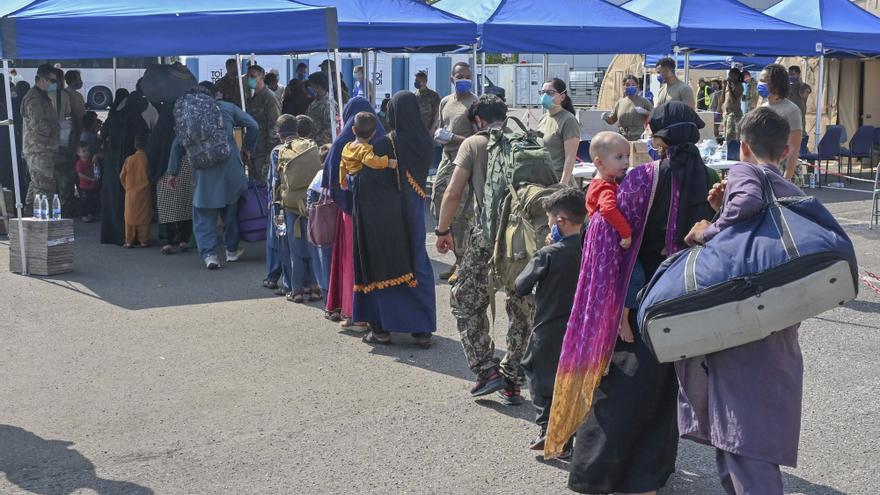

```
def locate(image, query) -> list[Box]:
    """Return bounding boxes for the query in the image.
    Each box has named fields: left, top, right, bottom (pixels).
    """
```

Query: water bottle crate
left=8, top=218, right=75, bottom=276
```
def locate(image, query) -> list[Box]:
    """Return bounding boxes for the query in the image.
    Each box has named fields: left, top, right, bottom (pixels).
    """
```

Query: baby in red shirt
left=587, top=131, right=632, bottom=249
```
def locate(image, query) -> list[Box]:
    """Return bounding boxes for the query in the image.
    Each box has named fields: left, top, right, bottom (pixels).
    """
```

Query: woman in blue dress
left=354, top=91, right=437, bottom=348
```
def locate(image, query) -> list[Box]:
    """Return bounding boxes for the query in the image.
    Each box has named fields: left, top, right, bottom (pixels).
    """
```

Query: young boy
left=295, top=114, right=314, bottom=141
left=683, top=107, right=804, bottom=493
left=515, top=187, right=587, bottom=457
left=339, top=112, right=396, bottom=190
left=75, top=142, right=99, bottom=223
left=119, top=135, right=151, bottom=248
left=588, top=131, right=640, bottom=342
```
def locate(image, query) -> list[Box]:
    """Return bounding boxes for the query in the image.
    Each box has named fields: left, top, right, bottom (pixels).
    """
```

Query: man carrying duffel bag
left=672, top=108, right=857, bottom=494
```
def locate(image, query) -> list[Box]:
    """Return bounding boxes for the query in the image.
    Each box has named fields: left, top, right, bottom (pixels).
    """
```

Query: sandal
left=161, top=245, right=175, bottom=255
left=325, top=310, right=342, bottom=322
left=309, top=287, right=323, bottom=302
left=362, top=331, right=392, bottom=345
left=340, top=319, right=369, bottom=331
left=122, top=243, right=132, bottom=249
left=287, top=290, right=305, bottom=303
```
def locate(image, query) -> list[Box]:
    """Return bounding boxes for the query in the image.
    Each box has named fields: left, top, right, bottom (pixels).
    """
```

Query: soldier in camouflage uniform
left=244, top=65, right=281, bottom=183
left=215, top=58, right=243, bottom=108
left=306, top=72, right=337, bottom=147
left=414, top=71, right=441, bottom=135
left=21, top=64, right=61, bottom=210
left=436, top=94, right=534, bottom=405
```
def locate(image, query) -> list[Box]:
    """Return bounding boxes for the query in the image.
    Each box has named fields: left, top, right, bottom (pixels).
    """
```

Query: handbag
left=237, top=180, right=269, bottom=242
left=307, top=190, right=338, bottom=247
left=638, top=165, right=858, bottom=363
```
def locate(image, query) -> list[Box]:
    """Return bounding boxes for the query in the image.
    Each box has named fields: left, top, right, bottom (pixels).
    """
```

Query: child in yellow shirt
left=340, top=112, right=396, bottom=190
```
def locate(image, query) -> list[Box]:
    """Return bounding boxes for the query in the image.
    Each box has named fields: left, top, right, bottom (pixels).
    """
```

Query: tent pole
left=236, top=53, right=247, bottom=112
left=684, top=50, right=690, bottom=86
left=643, top=54, right=649, bottom=97
left=543, top=53, right=549, bottom=85
left=361, top=49, right=368, bottom=102
left=472, top=44, right=479, bottom=94
left=112, top=58, right=118, bottom=93
left=815, top=47, right=825, bottom=153
left=3, top=59, right=27, bottom=276
left=333, top=49, right=344, bottom=122
left=481, top=50, right=486, bottom=96
left=325, top=47, right=337, bottom=142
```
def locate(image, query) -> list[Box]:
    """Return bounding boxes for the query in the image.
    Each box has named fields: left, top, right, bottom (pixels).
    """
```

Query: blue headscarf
left=321, top=96, right=386, bottom=214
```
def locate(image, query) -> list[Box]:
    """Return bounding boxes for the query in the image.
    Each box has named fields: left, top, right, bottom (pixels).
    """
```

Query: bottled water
left=809, top=171, right=817, bottom=189
left=720, top=145, right=727, bottom=160
left=52, top=194, right=62, bottom=220
left=40, top=195, right=50, bottom=220
left=93, top=162, right=101, bottom=179
left=275, top=214, right=287, bottom=237
left=33, top=194, right=42, bottom=219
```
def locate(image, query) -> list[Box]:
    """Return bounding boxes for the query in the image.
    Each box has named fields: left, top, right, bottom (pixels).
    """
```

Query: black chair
left=839, top=125, right=875, bottom=179
left=801, top=126, right=844, bottom=184
left=798, top=134, right=810, bottom=159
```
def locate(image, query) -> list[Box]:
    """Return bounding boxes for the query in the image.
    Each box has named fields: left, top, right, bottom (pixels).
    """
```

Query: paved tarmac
left=0, top=186, right=878, bottom=494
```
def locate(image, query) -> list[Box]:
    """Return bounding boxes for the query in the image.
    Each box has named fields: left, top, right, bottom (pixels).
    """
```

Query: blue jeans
left=312, top=243, right=333, bottom=299
left=265, top=214, right=284, bottom=284
left=282, top=211, right=317, bottom=291
left=193, top=203, right=240, bottom=260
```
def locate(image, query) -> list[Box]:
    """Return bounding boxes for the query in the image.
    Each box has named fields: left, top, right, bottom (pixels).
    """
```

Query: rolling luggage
left=238, top=180, right=269, bottom=242
left=638, top=165, right=858, bottom=363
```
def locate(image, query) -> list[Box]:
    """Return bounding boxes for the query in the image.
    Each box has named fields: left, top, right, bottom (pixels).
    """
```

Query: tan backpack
left=277, top=138, right=323, bottom=217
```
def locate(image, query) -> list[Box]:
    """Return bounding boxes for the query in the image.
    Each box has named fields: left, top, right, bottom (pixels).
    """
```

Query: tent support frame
left=2, top=59, right=27, bottom=275
left=815, top=45, right=825, bottom=154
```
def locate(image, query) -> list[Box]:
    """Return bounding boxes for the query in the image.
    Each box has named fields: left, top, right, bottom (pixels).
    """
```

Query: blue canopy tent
left=764, top=0, right=880, bottom=58
left=0, top=0, right=339, bottom=58
left=433, top=0, right=670, bottom=54
left=0, top=0, right=339, bottom=275
left=645, top=54, right=775, bottom=70
left=621, top=0, right=819, bottom=57
left=300, top=0, right=477, bottom=52
left=764, top=0, right=880, bottom=157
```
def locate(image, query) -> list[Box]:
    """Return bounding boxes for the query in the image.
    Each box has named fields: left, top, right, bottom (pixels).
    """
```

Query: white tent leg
left=481, top=51, right=486, bottom=96
left=684, top=50, right=690, bottom=85
left=326, top=48, right=337, bottom=142
left=3, top=59, right=27, bottom=275
left=643, top=54, right=649, bottom=96
left=543, top=53, right=549, bottom=84
left=372, top=50, right=379, bottom=106
left=236, top=53, right=247, bottom=112
left=333, top=49, right=344, bottom=122
left=815, top=50, right=825, bottom=153
left=112, top=57, right=118, bottom=93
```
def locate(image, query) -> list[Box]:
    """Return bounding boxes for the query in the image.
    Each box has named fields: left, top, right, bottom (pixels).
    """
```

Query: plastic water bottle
left=51, top=194, right=61, bottom=220
left=275, top=214, right=287, bottom=237
left=33, top=194, right=42, bottom=219
left=720, top=144, right=728, bottom=160
left=40, top=195, right=50, bottom=220
left=809, top=171, right=817, bottom=189
left=93, top=162, right=101, bottom=179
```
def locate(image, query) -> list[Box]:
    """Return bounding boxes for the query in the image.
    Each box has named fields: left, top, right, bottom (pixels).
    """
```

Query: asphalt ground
left=0, top=186, right=878, bottom=494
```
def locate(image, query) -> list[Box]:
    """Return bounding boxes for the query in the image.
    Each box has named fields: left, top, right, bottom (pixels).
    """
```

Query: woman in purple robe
left=555, top=102, right=716, bottom=494
left=683, top=108, right=805, bottom=494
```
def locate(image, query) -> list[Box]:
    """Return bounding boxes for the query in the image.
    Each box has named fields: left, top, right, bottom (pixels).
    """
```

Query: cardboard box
left=630, top=140, right=653, bottom=168
left=8, top=218, right=74, bottom=276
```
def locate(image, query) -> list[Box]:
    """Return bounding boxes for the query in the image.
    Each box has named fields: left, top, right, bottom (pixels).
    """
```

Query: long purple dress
left=676, top=162, right=804, bottom=468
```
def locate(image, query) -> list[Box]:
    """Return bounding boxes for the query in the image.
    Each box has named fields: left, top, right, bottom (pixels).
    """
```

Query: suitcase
left=638, top=166, right=858, bottom=363
left=237, top=180, right=269, bottom=242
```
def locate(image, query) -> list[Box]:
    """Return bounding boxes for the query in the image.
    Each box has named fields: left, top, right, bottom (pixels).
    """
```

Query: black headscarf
left=147, top=99, right=176, bottom=183
left=384, top=90, right=433, bottom=188
left=649, top=101, right=713, bottom=244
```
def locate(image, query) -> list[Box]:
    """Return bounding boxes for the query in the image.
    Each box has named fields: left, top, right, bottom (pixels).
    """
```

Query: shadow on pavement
left=0, top=425, right=153, bottom=495
left=12, top=221, right=275, bottom=311
left=365, top=333, right=475, bottom=382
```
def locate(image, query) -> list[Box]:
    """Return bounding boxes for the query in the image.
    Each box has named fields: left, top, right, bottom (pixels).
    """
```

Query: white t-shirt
left=309, top=170, right=324, bottom=193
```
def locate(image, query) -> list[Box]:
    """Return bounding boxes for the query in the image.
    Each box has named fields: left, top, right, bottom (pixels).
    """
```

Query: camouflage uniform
left=415, top=87, right=441, bottom=135
left=246, top=87, right=281, bottom=183
left=21, top=86, right=60, bottom=207
left=307, top=94, right=337, bottom=147
left=49, top=88, right=76, bottom=213
left=215, top=75, right=243, bottom=108
left=450, top=228, right=535, bottom=384
left=432, top=151, right=473, bottom=259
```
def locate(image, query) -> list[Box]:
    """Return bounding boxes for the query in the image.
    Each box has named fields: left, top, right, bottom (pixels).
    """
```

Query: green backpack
left=481, top=116, right=559, bottom=291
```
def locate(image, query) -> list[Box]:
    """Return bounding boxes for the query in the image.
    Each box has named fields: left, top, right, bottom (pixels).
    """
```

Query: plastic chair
left=577, top=140, right=591, bottom=163
left=839, top=125, right=875, bottom=178
left=801, top=126, right=844, bottom=184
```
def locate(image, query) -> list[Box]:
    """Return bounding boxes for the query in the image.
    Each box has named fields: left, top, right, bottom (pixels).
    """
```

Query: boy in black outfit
left=515, top=187, right=587, bottom=454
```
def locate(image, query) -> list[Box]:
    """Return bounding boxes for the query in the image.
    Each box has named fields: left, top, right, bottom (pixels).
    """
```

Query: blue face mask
left=413, top=80, right=421, bottom=90
left=306, top=87, right=317, bottom=98
left=550, top=224, right=564, bottom=243
left=297, top=73, right=307, bottom=81
left=47, top=82, right=57, bottom=93
left=454, top=79, right=472, bottom=94
left=789, top=76, right=798, bottom=83
left=756, top=82, right=770, bottom=98
left=657, top=74, right=665, bottom=85
left=540, top=93, right=555, bottom=110
left=247, top=77, right=257, bottom=90
left=624, top=86, right=638, bottom=97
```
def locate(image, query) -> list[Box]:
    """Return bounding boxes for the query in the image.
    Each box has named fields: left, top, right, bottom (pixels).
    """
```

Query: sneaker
left=225, top=246, right=245, bottom=262
left=204, top=255, right=220, bottom=270
left=469, top=367, right=505, bottom=397
left=529, top=429, right=547, bottom=451
left=498, top=378, right=523, bottom=406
